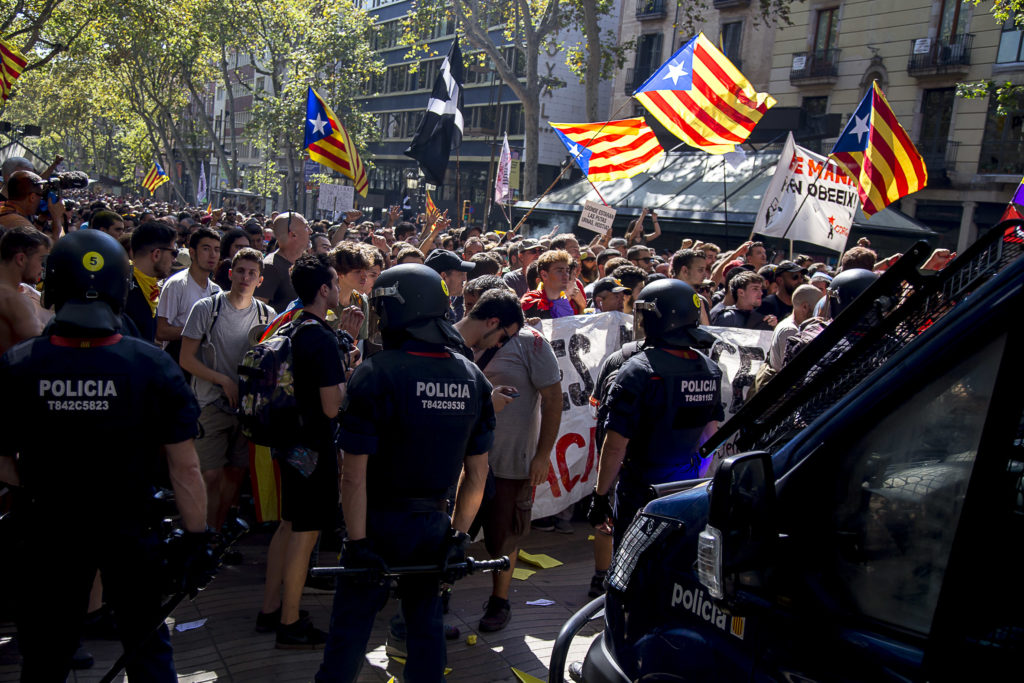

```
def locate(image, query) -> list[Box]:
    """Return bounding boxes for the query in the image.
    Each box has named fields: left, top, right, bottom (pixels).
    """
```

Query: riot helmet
left=633, top=278, right=715, bottom=348
left=43, top=229, right=131, bottom=334
left=371, top=263, right=461, bottom=346
left=826, top=268, right=877, bottom=319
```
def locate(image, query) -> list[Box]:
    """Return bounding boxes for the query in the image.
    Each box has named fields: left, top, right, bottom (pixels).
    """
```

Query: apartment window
left=633, top=33, right=664, bottom=88
left=721, top=21, right=743, bottom=66
left=997, top=19, right=1024, bottom=63
left=978, top=95, right=1024, bottom=174
left=387, top=64, right=410, bottom=93
left=920, top=88, right=955, bottom=150
left=813, top=7, right=839, bottom=53
left=938, top=0, right=963, bottom=41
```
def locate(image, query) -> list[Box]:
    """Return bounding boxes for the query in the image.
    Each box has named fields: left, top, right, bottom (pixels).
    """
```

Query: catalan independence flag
left=0, top=39, right=27, bottom=101
left=550, top=117, right=665, bottom=182
left=830, top=82, right=927, bottom=217
left=141, top=161, right=169, bottom=194
left=633, top=33, right=775, bottom=154
left=425, top=190, right=441, bottom=224
left=305, top=87, right=368, bottom=197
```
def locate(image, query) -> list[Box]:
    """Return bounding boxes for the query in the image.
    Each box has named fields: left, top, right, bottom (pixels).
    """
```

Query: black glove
left=343, top=538, right=389, bottom=585
left=442, top=529, right=471, bottom=583
left=587, top=491, right=613, bottom=529
left=164, top=527, right=219, bottom=596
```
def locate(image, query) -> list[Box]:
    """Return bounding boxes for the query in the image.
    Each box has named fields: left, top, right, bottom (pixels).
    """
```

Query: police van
left=550, top=221, right=1024, bottom=682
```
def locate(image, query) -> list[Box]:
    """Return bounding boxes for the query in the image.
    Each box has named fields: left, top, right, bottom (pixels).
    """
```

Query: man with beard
left=126, top=221, right=178, bottom=343
left=758, top=261, right=807, bottom=321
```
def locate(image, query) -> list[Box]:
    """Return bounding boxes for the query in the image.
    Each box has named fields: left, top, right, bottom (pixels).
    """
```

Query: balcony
left=636, top=0, right=667, bottom=20
left=918, top=139, right=959, bottom=186
left=907, top=34, right=973, bottom=77
left=713, top=0, right=750, bottom=7
left=790, top=49, right=840, bottom=85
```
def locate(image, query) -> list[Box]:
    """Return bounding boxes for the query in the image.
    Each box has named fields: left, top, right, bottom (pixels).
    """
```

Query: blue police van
left=550, top=222, right=1024, bottom=682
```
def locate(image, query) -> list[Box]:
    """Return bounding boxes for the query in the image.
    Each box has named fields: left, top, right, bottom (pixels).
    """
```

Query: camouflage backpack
left=237, top=319, right=320, bottom=449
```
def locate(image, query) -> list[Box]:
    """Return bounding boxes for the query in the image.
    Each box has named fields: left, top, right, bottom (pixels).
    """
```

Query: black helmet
left=43, top=229, right=131, bottom=333
left=371, top=263, right=461, bottom=346
left=827, top=268, right=877, bottom=318
left=633, top=279, right=715, bottom=348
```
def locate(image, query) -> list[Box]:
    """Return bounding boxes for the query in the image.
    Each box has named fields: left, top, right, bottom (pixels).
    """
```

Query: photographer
left=0, top=171, right=66, bottom=239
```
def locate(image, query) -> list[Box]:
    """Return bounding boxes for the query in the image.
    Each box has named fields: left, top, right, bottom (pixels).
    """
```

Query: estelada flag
left=141, top=162, right=169, bottom=194
left=305, top=87, right=368, bottom=196
left=633, top=32, right=775, bottom=154
left=0, top=39, right=27, bottom=101
left=425, top=190, right=441, bottom=224
left=550, top=117, right=665, bottom=182
left=830, top=82, right=927, bottom=217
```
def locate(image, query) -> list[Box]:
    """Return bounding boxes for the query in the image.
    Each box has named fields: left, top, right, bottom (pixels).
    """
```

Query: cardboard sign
left=317, top=183, right=354, bottom=214
left=578, top=200, right=616, bottom=235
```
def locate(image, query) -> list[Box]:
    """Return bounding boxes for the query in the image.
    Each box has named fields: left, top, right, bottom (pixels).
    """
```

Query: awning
left=515, top=148, right=936, bottom=241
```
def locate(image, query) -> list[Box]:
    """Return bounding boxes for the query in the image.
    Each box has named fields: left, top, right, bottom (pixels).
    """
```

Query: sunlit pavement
left=0, top=521, right=603, bottom=682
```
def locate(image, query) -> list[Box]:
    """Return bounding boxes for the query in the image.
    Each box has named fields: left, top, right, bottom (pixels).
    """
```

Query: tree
left=958, top=1, right=1024, bottom=114
left=561, top=0, right=633, bottom=122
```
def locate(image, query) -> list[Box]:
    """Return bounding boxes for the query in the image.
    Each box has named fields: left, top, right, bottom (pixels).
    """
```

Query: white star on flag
left=568, top=143, right=581, bottom=158
left=849, top=114, right=870, bottom=144
left=665, top=60, right=688, bottom=86
left=309, top=114, right=328, bottom=136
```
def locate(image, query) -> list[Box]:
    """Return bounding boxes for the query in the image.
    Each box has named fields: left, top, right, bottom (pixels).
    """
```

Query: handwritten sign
left=578, top=200, right=616, bottom=235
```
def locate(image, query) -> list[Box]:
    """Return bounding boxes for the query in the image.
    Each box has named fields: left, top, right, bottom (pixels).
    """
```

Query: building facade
left=359, top=0, right=616, bottom=227
left=766, top=0, right=1024, bottom=250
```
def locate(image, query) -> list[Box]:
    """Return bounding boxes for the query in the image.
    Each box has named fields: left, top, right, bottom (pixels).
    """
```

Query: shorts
left=476, top=477, right=533, bottom=558
left=195, top=404, right=250, bottom=472
left=280, top=447, right=340, bottom=533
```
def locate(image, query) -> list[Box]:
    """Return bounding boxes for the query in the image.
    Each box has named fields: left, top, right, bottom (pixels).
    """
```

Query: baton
left=310, top=555, right=510, bottom=578
left=98, top=518, right=249, bottom=683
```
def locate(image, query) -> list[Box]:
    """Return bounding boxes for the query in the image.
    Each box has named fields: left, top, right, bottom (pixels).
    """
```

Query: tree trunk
left=582, top=0, right=601, bottom=121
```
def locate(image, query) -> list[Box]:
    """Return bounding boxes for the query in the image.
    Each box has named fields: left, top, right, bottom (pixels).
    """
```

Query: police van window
left=829, top=333, right=1004, bottom=634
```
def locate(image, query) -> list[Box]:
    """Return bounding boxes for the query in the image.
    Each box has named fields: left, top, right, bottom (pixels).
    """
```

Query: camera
left=37, top=171, right=90, bottom=214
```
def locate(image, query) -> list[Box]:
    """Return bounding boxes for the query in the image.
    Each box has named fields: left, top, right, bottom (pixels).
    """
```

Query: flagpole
left=721, top=156, right=729, bottom=233
left=777, top=160, right=829, bottom=242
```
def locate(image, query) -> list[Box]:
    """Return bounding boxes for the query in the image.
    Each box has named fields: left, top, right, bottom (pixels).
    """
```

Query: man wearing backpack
left=256, top=254, right=353, bottom=648
left=180, top=247, right=275, bottom=532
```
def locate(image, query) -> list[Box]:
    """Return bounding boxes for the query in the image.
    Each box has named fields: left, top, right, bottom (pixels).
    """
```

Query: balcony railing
left=979, top=139, right=1024, bottom=175
left=919, top=139, right=959, bottom=185
left=713, top=0, right=750, bottom=7
left=790, top=49, right=840, bottom=84
left=636, top=0, right=667, bottom=20
left=908, top=34, right=973, bottom=75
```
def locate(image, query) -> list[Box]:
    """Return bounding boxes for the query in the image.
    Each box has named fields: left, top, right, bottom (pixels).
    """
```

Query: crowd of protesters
left=0, top=154, right=957, bottom=679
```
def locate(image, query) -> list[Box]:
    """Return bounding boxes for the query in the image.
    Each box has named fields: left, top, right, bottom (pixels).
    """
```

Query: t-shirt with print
left=478, top=326, right=561, bottom=479
left=156, top=268, right=221, bottom=330
left=182, top=294, right=276, bottom=408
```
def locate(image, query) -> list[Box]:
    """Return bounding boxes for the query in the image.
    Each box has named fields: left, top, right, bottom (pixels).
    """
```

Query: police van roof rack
left=701, top=219, right=1024, bottom=459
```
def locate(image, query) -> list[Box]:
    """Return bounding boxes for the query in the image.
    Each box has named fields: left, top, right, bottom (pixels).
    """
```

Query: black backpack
left=237, top=318, right=320, bottom=449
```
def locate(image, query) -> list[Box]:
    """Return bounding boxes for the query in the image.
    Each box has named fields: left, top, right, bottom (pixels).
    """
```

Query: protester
left=767, top=284, right=823, bottom=372
left=758, top=261, right=808, bottom=320
left=0, top=227, right=51, bottom=353
left=710, top=271, right=776, bottom=330
left=256, top=212, right=312, bottom=312
left=503, top=239, right=543, bottom=297
left=424, top=248, right=474, bottom=321
left=126, top=221, right=178, bottom=343
left=180, top=248, right=274, bottom=532
left=591, top=276, right=629, bottom=313
left=157, top=227, right=222, bottom=365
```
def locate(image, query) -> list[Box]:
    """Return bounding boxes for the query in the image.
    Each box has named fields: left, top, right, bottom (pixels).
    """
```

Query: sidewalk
left=0, top=521, right=603, bottom=682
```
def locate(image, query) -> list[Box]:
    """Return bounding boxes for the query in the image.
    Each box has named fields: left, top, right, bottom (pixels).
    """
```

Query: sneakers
left=553, top=517, right=574, bottom=534
left=531, top=516, right=555, bottom=532
left=275, top=616, right=327, bottom=649
left=588, top=572, right=607, bottom=598
left=478, top=596, right=511, bottom=632
left=255, top=607, right=309, bottom=633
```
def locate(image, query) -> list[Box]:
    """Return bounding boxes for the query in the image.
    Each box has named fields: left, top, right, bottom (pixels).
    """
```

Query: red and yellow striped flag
left=425, top=190, right=441, bottom=224
left=304, top=87, right=368, bottom=197
left=830, top=82, right=927, bottom=217
left=141, top=161, right=169, bottom=194
left=550, top=117, right=665, bottom=182
left=0, top=39, right=27, bottom=101
left=633, top=32, right=775, bottom=154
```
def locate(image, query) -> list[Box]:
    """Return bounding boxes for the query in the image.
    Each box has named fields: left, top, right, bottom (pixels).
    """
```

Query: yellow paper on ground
left=511, top=667, right=546, bottom=683
left=518, top=549, right=563, bottom=569
left=390, top=656, right=451, bottom=676
left=587, top=534, right=595, bottom=541
left=512, top=567, right=536, bottom=580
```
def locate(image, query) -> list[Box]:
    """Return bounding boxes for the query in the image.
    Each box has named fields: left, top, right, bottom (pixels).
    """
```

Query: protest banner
left=531, top=313, right=772, bottom=518
left=578, top=200, right=616, bottom=235
left=752, top=132, right=856, bottom=252
left=317, top=183, right=354, bottom=215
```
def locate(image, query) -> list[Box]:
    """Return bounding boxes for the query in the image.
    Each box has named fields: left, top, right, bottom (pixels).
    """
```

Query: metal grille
left=607, top=515, right=675, bottom=592
left=703, top=222, right=1024, bottom=459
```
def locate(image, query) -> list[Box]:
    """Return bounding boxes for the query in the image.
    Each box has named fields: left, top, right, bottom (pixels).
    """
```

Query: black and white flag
left=405, top=38, right=464, bottom=186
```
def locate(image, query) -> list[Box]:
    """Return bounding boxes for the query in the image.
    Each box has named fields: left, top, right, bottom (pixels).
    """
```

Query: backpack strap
left=201, top=292, right=225, bottom=345
left=256, top=301, right=270, bottom=326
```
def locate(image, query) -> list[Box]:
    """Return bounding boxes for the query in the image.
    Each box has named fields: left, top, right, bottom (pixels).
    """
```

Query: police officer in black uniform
left=0, top=230, right=211, bottom=682
left=588, top=279, right=724, bottom=547
left=315, top=264, right=494, bottom=683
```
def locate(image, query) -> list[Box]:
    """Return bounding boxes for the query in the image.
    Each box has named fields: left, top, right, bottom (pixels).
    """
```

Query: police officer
left=0, top=230, right=211, bottom=682
left=316, top=264, right=494, bottom=683
left=588, top=279, right=724, bottom=547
